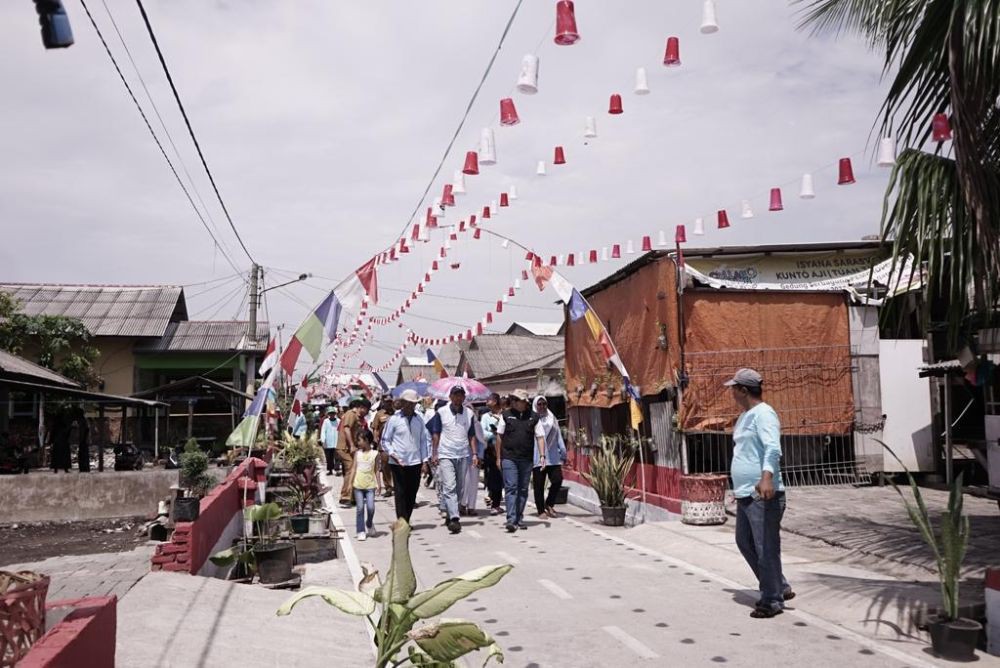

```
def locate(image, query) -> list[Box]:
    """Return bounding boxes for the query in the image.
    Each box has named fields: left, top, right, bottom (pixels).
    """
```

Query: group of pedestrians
left=351, top=385, right=566, bottom=538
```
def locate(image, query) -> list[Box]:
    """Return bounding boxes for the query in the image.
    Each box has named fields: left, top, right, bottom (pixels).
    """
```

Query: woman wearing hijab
left=532, top=395, right=566, bottom=519
left=459, top=411, right=487, bottom=516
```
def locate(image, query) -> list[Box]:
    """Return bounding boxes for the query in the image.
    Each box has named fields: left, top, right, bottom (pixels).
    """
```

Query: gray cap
left=723, top=368, right=763, bottom=388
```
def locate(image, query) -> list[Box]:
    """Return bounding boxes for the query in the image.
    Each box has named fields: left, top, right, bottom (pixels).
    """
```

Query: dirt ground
left=0, top=517, right=150, bottom=566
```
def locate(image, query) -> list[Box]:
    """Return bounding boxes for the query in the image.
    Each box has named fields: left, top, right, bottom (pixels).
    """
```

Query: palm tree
left=796, top=0, right=1000, bottom=344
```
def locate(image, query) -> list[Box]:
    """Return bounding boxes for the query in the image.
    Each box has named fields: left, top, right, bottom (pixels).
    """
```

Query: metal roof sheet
left=134, top=320, right=269, bottom=353
left=0, top=350, right=79, bottom=386
left=0, top=283, right=186, bottom=337
left=461, top=334, right=564, bottom=379
left=506, top=322, right=563, bottom=336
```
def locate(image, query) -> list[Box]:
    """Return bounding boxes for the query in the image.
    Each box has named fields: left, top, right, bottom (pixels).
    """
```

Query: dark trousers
left=501, top=458, right=532, bottom=526
left=390, top=463, right=423, bottom=523
left=735, top=492, right=789, bottom=611
left=324, top=448, right=338, bottom=474
left=532, top=465, right=563, bottom=513
left=484, top=445, right=504, bottom=509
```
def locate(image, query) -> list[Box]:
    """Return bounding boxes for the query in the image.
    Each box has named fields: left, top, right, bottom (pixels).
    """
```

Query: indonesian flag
left=289, top=377, right=309, bottom=418
left=259, top=337, right=278, bottom=376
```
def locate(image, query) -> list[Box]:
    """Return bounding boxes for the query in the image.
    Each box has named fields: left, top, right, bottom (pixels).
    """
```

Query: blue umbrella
left=391, top=381, right=429, bottom=398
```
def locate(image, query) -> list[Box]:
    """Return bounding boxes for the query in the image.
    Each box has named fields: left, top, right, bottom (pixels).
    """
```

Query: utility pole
left=246, top=264, right=260, bottom=405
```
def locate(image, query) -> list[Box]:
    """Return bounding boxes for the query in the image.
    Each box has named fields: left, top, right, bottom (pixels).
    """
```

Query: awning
left=0, top=378, right=167, bottom=407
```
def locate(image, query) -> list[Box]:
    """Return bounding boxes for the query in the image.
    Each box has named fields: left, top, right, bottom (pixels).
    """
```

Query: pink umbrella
left=427, top=376, right=492, bottom=402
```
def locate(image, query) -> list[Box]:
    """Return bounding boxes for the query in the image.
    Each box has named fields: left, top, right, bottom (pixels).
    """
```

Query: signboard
left=686, top=250, right=882, bottom=287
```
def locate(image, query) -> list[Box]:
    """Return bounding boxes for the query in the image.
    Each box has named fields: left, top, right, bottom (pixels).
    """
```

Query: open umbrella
left=427, top=376, right=491, bottom=402
left=391, top=381, right=430, bottom=398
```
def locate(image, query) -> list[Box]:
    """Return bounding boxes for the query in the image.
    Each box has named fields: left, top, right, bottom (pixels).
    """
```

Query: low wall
left=0, top=469, right=226, bottom=524
left=151, top=458, right=267, bottom=575
left=20, top=596, right=117, bottom=668
left=564, top=451, right=683, bottom=516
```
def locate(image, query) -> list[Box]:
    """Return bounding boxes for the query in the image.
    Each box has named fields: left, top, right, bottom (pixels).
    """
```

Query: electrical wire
left=384, top=0, right=525, bottom=255
left=135, top=0, right=258, bottom=265
left=77, top=0, right=244, bottom=276
left=98, top=0, right=238, bottom=265
left=189, top=281, right=245, bottom=319
left=180, top=272, right=247, bottom=289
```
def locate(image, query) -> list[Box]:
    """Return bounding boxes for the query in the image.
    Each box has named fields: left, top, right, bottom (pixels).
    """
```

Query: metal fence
left=682, top=345, right=870, bottom=487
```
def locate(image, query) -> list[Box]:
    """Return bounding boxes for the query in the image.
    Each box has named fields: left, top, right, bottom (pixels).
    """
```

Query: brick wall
left=150, top=458, right=267, bottom=575
left=19, top=596, right=117, bottom=668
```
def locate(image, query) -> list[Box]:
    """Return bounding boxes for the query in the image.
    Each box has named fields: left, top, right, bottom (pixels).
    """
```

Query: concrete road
left=336, top=479, right=975, bottom=668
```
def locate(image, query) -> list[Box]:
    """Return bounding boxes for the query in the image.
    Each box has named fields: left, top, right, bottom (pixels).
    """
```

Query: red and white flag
left=259, top=337, right=278, bottom=376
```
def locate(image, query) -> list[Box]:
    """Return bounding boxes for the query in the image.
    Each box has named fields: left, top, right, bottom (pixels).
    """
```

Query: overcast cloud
left=0, top=1, right=890, bottom=370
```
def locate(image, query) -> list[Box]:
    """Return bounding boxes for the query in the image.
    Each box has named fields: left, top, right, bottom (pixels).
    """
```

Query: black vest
left=500, top=409, right=538, bottom=461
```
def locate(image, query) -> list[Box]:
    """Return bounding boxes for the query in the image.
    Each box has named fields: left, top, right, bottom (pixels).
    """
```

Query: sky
left=0, top=1, right=891, bottom=371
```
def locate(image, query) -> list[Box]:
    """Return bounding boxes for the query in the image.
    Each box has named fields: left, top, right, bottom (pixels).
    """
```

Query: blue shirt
left=381, top=411, right=430, bottom=466
left=320, top=417, right=339, bottom=449
left=730, top=402, right=784, bottom=498
left=291, top=414, right=307, bottom=437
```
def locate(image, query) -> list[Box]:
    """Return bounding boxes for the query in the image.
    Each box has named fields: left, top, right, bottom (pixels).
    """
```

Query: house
left=456, top=333, right=565, bottom=412
left=395, top=341, right=467, bottom=385
left=504, top=322, right=565, bottom=337
left=0, top=283, right=268, bottom=450
left=562, top=241, right=918, bottom=514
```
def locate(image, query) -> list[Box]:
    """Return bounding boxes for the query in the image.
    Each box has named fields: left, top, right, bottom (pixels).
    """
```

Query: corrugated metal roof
left=134, top=320, right=269, bottom=353
left=505, top=322, right=563, bottom=336
left=0, top=283, right=186, bottom=338
left=461, top=334, right=564, bottom=379
left=0, top=350, right=79, bottom=386
left=396, top=341, right=467, bottom=382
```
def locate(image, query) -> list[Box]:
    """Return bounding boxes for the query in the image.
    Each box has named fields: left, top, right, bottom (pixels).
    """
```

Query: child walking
left=349, top=429, right=381, bottom=541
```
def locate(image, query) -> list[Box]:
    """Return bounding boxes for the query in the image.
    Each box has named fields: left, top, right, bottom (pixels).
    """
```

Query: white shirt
left=429, top=405, right=476, bottom=460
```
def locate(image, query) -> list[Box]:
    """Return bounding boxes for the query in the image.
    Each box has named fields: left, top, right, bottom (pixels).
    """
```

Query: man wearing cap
left=381, top=389, right=430, bottom=523
left=724, top=368, right=792, bottom=618
left=427, top=385, right=479, bottom=534
left=495, top=389, right=539, bottom=532
left=337, top=398, right=371, bottom=508
left=319, top=406, right=340, bottom=476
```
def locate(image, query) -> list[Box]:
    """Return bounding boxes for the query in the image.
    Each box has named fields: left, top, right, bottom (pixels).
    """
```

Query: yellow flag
left=630, top=397, right=643, bottom=430
left=583, top=309, right=603, bottom=341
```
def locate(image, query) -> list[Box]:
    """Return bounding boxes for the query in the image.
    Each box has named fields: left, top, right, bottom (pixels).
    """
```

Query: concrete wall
left=0, top=468, right=228, bottom=524
left=92, top=337, right=138, bottom=396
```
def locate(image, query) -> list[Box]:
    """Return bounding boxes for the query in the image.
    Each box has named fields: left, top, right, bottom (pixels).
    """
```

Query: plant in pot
left=883, top=445, right=981, bottom=660
left=210, top=502, right=296, bottom=585
left=582, top=435, right=636, bottom=527
left=175, top=439, right=215, bottom=522
left=277, top=519, right=511, bottom=668
left=282, top=467, right=331, bottom=534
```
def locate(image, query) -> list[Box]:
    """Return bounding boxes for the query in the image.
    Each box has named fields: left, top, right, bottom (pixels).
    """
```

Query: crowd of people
left=290, top=385, right=567, bottom=540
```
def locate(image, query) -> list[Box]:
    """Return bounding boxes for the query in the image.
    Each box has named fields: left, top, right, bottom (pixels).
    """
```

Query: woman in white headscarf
left=532, top=395, right=566, bottom=518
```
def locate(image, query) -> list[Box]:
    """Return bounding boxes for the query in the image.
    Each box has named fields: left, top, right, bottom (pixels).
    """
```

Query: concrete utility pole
left=246, top=264, right=260, bottom=405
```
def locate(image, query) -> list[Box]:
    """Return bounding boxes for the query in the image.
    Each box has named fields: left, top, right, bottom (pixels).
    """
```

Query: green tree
left=0, top=291, right=99, bottom=387
left=797, top=0, right=1000, bottom=342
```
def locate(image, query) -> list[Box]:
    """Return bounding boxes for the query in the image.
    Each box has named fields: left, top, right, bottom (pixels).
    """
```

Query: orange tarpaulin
left=679, top=291, right=854, bottom=435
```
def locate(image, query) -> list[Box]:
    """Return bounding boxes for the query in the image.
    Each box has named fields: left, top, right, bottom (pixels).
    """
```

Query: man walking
left=337, top=398, right=371, bottom=508
left=370, top=398, right=395, bottom=497
left=319, top=406, right=340, bottom=475
left=495, top=389, right=538, bottom=533
left=381, top=389, right=430, bottom=524
left=427, top=385, right=478, bottom=534
left=479, top=393, right=505, bottom=515
left=724, top=368, right=793, bottom=618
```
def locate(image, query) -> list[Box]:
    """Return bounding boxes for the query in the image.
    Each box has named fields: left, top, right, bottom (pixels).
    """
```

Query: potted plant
left=211, top=502, right=296, bottom=585
left=884, top=446, right=982, bottom=660
left=582, top=435, right=636, bottom=527
left=280, top=456, right=331, bottom=534
left=277, top=519, right=511, bottom=668
left=175, top=439, right=215, bottom=522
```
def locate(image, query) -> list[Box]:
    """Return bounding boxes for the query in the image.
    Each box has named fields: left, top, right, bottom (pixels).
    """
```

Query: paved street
left=335, top=477, right=990, bottom=668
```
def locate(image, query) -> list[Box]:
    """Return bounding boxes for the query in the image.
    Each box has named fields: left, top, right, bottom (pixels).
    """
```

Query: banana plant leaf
left=275, top=586, right=376, bottom=617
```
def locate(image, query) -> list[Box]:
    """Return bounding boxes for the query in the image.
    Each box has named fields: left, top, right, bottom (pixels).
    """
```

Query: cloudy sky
left=0, top=1, right=890, bottom=370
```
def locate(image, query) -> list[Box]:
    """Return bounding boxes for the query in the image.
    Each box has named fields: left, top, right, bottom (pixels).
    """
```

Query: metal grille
left=682, top=345, right=870, bottom=487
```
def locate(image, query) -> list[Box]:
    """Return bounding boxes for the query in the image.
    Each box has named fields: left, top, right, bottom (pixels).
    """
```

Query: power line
left=77, top=0, right=244, bottom=276
left=98, top=0, right=238, bottom=264
left=190, top=281, right=245, bottom=319
left=134, top=0, right=257, bottom=265
left=385, top=0, right=525, bottom=254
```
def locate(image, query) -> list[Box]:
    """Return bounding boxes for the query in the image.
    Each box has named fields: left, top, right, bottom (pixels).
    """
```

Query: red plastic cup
left=500, top=193, right=509, bottom=207
left=663, top=37, right=681, bottom=66
left=642, top=236, right=652, bottom=251
left=932, top=113, right=952, bottom=142
left=838, top=158, right=855, bottom=185
left=554, top=0, right=580, bottom=45
left=500, top=97, right=520, bottom=126
left=554, top=146, right=566, bottom=164
left=462, top=151, right=479, bottom=175
left=675, top=224, right=687, bottom=243
left=482, top=206, right=491, bottom=219
left=609, top=94, right=624, bottom=115
left=717, top=210, right=730, bottom=228
left=612, top=244, right=621, bottom=258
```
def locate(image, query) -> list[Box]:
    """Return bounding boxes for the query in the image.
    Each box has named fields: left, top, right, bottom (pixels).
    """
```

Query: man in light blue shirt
left=725, top=368, right=792, bottom=618
left=320, top=407, right=340, bottom=475
left=381, top=389, right=430, bottom=523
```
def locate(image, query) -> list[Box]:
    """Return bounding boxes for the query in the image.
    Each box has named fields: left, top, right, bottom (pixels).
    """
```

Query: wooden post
left=187, top=400, right=194, bottom=439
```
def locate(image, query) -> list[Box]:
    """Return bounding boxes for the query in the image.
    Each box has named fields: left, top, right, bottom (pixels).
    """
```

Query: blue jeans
left=735, top=493, right=789, bottom=611
left=436, top=457, right=469, bottom=521
left=354, top=488, right=375, bottom=534
left=501, top=459, right=532, bottom=526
